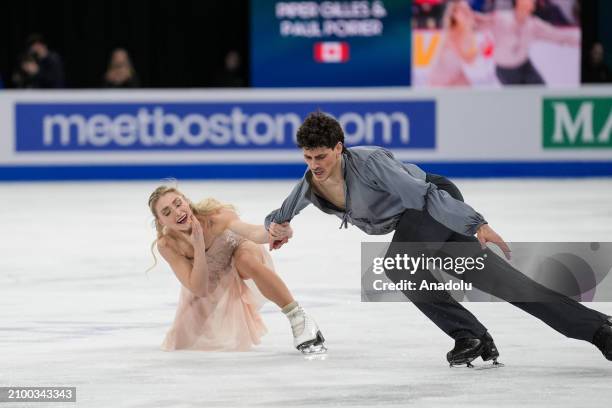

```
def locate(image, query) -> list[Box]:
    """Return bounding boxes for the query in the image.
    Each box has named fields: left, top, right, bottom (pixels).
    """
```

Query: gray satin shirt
left=264, top=146, right=487, bottom=236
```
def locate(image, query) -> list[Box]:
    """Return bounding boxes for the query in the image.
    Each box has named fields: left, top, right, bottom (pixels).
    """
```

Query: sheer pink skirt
left=161, top=248, right=269, bottom=352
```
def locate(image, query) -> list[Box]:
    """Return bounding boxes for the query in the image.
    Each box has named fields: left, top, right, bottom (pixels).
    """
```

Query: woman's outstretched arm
left=214, top=208, right=270, bottom=244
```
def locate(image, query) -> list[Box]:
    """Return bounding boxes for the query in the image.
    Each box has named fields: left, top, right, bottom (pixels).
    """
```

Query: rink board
left=0, top=87, right=610, bottom=180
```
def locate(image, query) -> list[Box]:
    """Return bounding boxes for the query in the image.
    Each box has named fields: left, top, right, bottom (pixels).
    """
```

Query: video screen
left=412, top=0, right=581, bottom=87
left=250, top=0, right=412, bottom=87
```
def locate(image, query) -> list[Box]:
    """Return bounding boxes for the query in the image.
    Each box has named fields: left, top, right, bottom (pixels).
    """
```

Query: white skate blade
left=303, top=352, right=328, bottom=361
left=300, top=343, right=328, bottom=360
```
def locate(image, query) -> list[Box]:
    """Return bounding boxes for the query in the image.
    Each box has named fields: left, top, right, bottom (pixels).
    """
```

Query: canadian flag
left=313, top=42, right=350, bottom=63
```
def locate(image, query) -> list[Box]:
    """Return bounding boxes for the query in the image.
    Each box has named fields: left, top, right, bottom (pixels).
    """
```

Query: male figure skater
left=265, top=111, right=612, bottom=367
left=477, top=0, right=580, bottom=85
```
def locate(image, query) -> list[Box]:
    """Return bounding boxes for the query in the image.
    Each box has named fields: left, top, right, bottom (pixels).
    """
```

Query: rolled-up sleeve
left=264, top=178, right=312, bottom=230
left=365, top=150, right=487, bottom=236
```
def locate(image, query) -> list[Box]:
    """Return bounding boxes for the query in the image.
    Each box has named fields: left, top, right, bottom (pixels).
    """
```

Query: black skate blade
left=450, top=361, right=504, bottom=370
left=448, top=356, right=478, bottom=368
left=449, top=362, right=474, bottom=368
left=472, top=361, right=504, bottom=370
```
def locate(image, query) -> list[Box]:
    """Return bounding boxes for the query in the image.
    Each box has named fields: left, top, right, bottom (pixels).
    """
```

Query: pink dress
left=161, top=230, right=268, bottom=351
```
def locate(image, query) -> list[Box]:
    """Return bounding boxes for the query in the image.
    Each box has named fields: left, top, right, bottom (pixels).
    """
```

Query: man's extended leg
left=425, top=173, right=608, bottom=343
left=446, top=234, right=609, bottom=342
left=386, top=208, right=488, bottom=340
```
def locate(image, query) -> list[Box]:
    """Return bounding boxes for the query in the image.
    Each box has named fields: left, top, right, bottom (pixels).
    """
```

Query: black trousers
left=385, top=173, right=608, bottom=342
left=496, top=59, right=545, bottom=85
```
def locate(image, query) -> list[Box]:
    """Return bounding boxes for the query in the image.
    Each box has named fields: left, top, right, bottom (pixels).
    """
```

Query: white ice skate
left=285, top=305, right=327, bottom=357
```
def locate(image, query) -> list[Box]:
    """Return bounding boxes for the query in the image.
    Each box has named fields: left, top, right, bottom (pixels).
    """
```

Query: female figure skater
left=147, top=185, right=326, bottom=354
left=428, top=0, right=481, bottom=87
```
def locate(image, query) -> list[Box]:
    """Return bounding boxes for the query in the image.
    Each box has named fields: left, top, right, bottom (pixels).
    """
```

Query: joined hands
left=268, top=222, right=293, bottom=251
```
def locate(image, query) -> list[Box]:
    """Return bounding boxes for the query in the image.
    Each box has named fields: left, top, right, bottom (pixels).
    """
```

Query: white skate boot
left=284, top=303, right=327, bottom=356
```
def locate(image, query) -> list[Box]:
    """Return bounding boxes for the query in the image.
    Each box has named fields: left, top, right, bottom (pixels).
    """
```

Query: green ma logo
left=543, top=97, right=612, bottom=148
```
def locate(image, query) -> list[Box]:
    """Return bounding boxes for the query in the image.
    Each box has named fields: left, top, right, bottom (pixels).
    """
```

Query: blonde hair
left=146, top=184, right=235, bottom=272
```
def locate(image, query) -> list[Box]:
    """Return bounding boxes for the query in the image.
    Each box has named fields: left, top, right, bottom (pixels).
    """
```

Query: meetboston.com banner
left=15, top=101, right=434, bottom=151
left=0, top=87, right=610, bottom=180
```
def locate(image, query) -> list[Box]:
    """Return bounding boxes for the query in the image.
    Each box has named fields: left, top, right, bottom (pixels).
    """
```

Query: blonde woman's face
left=154, top=192, right=193, bottom=232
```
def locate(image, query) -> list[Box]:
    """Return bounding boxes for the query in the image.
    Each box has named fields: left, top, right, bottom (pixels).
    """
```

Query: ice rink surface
left=1, top=178, right=612, bottom=407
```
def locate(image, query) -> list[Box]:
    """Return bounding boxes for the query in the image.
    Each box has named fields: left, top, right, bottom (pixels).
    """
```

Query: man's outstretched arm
left=264, top=178, right=311, bottom=250
left=365, top=150, right=511, bottom=259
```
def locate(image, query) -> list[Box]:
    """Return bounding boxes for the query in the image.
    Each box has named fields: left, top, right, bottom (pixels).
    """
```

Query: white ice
left=1, top=178, right=612, bottom=407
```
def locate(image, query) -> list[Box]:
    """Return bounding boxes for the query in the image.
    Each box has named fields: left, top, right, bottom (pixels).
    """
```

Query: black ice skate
left=447, top=332, right=503, bottom=369
left=480, top=331, right=502, bottom=367
left=593, top=319, right=612, bottom=361
left=447, top=337, right=483, bottom=367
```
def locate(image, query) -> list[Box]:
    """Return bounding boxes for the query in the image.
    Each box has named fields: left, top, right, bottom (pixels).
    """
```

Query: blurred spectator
left=13, top=53, right=38, bottom=88
left=412, top=0, right=445, bottom=29
left=584, top=42, right=611, bottom=83
left=534, top=0, right=570, bottom=25
left=103, top=48, right=140, bottom=88
left=213, top=50, right=246, bottom=87
left=12, top=34, right=65, bottom=88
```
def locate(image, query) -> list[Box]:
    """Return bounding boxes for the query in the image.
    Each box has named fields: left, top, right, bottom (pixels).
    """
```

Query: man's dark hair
left=296, top=111, right=345, bottom=151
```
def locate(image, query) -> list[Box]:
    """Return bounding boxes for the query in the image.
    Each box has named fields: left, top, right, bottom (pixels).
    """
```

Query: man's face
left=515, top=0, right=535, bottom=14
left=302, top=143, right=343, bottom=182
